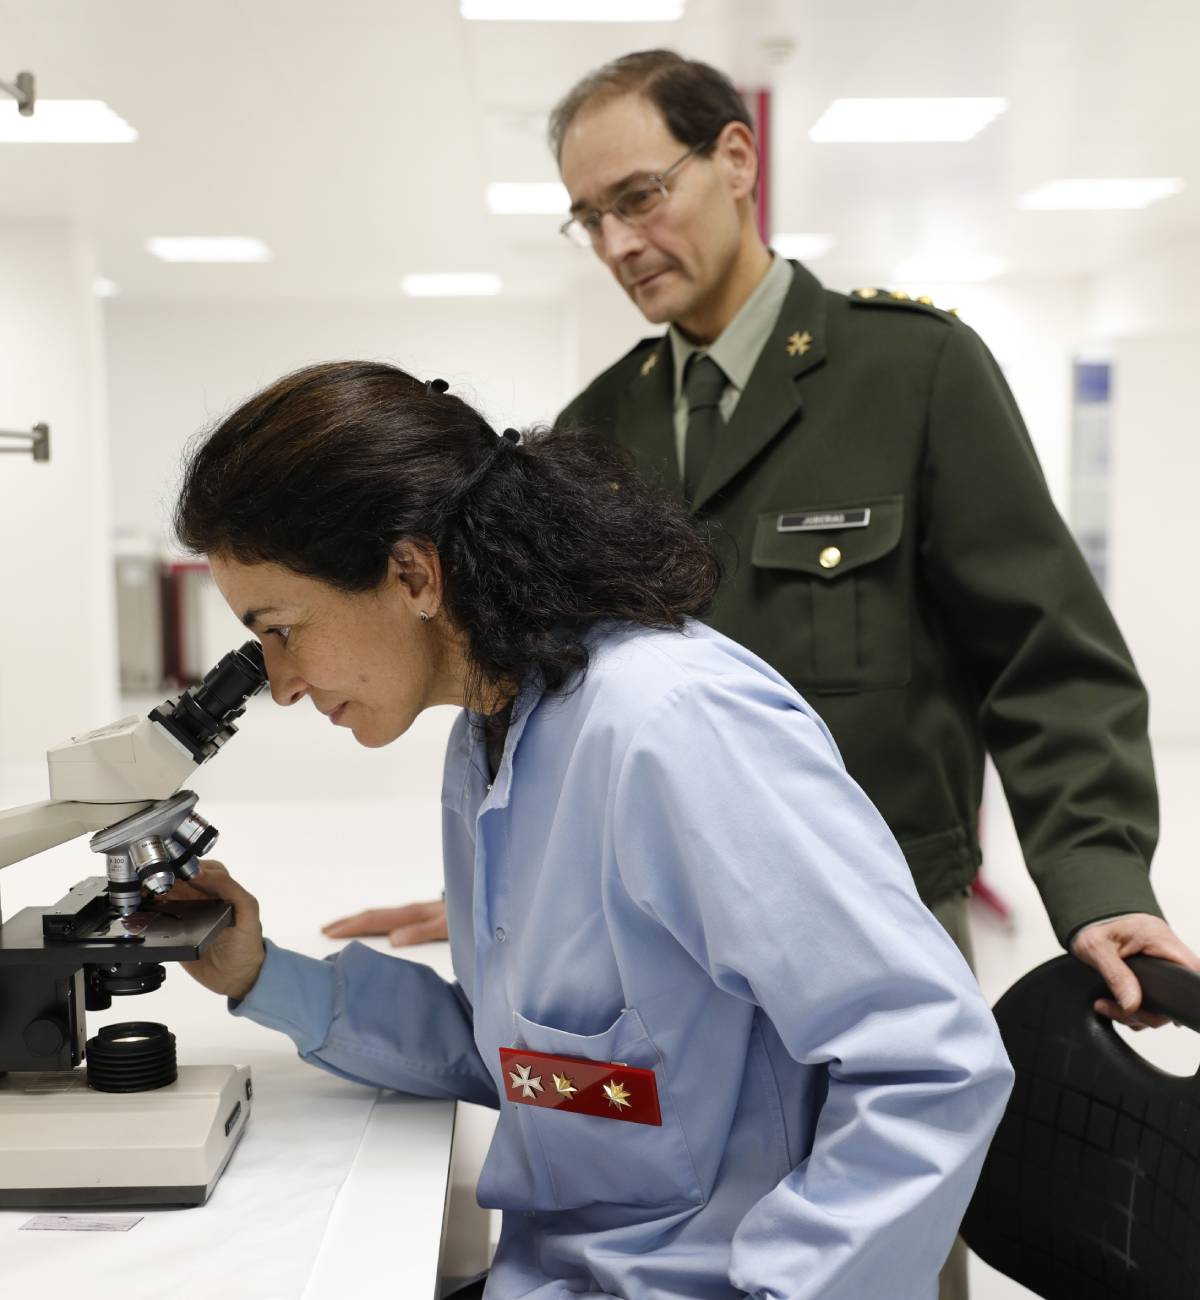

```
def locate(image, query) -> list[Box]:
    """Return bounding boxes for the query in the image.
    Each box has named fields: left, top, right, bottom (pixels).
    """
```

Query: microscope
left=0, top=641, right=267, bottom=1209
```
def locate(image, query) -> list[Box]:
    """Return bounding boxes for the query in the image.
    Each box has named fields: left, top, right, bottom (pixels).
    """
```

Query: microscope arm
left=0, top=799, right=151, bottom=870
left=0, top=640, right=266, bottom=885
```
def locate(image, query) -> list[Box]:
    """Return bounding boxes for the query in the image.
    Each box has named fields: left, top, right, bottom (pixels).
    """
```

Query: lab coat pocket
left=508, top=1006, right=705, bottom=1212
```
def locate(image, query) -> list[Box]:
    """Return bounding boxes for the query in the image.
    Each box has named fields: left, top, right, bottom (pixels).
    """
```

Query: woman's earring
left=419, top=610, right=431, bottom=623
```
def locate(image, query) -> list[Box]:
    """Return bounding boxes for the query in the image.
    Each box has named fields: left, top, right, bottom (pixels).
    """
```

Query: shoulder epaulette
left=588, top=335, right=665, bottom=388
left=848, top=287, right=960, bottom=319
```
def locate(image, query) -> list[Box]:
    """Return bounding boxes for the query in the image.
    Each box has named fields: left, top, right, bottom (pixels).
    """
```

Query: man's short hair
left=548, top=49, right=754, bottom=162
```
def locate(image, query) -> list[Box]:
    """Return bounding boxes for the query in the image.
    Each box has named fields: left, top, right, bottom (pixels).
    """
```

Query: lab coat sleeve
left=612, top=674, right=1013, bottom=1300
left=231, top=937, right=499, bottom=1107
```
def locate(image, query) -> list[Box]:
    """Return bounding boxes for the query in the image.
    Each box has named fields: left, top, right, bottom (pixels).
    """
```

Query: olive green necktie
left=683, top=353, right=727, bottom=507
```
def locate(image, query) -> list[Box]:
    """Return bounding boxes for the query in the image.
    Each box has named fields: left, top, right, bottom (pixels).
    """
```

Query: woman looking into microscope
left=169, top=360, right=1011, bottom=1300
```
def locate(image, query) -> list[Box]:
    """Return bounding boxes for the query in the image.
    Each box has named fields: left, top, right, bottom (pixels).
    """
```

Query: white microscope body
left=0, top=643, right=266, bottom=1208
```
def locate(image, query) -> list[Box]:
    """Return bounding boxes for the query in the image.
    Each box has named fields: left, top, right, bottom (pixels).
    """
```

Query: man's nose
left=598, top=213, right=644, bottom=266
left=261, top=641, right=308, bottom=707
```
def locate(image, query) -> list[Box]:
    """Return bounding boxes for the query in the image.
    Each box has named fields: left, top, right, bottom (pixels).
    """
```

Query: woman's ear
left=389, top=541, right=444, bottom=613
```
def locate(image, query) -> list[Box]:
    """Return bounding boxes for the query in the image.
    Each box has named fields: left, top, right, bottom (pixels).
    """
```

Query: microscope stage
left=0, top=1062, right=251, bottom=1208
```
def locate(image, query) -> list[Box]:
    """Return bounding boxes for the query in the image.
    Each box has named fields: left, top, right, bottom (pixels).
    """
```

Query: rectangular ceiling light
left=402, top=273, right=503, bottom=297
left=809, top=97, right=1007, bottom=143
left=462, top=1, right=684, bottom=19
left=771, top=233, right=836, bottom=262
left=486, top=182, right=570, bottom=215
left=1019, top=178, right=1185, bottom=210
left=894, top=255, right=1006, bottom=282
left=147, top=237, right=272, bottom=263
left=0, top=99, right=137, bottom=143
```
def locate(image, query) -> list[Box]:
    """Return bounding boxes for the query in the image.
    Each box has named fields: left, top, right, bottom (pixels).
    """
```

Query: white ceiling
left=0, top=0, right=1194, bottom=301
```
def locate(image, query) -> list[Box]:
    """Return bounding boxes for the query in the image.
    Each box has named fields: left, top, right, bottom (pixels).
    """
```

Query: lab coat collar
left=443, top=675, right=545, bottom=818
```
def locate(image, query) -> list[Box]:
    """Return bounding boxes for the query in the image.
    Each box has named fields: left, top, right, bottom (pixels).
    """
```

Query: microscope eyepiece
left=149, top=640, right=267, bottom=764
left=191, top=641, right=267, bottom=728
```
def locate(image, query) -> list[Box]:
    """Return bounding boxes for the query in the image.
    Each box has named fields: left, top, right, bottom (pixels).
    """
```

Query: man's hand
left=322, top=898, right=449, bottom=947
left=1070, top=913, right=1200, bottom=1029
left=163, top=860, right=266, bottom=1000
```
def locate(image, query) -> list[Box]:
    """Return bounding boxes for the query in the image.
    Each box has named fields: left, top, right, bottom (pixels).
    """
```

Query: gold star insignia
left=603, top=1078, right=632, bottom=1111
left=890, top=289, right=910, bottom=301
left=786, top=330, right=813, bottom=357
left=508, top=1063, right=544, bottom=1099
left=640, top=351, right=659, bottom=377
left=917, top=295, right=934, bottom=305
left=855, top=287, right=879, bottom=299
left=552, top=1072, right=578, bottom=1099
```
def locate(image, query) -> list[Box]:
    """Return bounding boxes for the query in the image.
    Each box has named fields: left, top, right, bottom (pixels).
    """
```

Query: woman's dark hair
left=548, top=49, right=753, bottom=162
left=174, top=361, right=721, bottom=710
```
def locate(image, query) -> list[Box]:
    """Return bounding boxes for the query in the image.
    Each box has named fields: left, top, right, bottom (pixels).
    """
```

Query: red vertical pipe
left=755, top=89, right=771, bottom=247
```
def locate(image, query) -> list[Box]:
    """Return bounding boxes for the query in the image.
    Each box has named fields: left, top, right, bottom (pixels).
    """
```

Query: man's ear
left=389, top=540, right=444, bottom=608
left=716, top=121, right=759, bottom=202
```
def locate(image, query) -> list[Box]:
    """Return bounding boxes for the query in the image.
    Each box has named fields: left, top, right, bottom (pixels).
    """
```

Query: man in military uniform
left=324, top=49, right=1197, bottom=1294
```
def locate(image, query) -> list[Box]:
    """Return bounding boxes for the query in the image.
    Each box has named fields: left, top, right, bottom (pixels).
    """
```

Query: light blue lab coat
left=234, top=621, right=1012, bottom=1299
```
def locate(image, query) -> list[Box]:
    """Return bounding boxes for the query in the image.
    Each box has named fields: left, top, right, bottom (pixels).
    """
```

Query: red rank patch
left=499, top=1045, right=662, bottom=1127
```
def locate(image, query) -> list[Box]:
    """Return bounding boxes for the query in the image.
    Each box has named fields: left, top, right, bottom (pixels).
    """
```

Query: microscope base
left=0, top=1062, right=251, bottom=1209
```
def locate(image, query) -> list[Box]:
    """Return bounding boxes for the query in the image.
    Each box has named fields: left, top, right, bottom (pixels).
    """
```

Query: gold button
left=819, top=546, right=842, bottom=570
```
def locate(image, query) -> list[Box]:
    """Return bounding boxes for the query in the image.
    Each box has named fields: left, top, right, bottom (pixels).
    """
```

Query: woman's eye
left=265, top=626, right=291, bottom=644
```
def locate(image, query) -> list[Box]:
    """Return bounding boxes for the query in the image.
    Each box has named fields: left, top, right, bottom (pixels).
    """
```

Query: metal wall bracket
left=0, top=71, right=35, bottom=116
left=0, top=424, right=50, bottom=461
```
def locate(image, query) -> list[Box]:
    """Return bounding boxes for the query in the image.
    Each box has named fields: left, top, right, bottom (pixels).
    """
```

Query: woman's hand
left=322, top=898, right=448, bottom=947
left=164, top=860, right=266, bottom=1000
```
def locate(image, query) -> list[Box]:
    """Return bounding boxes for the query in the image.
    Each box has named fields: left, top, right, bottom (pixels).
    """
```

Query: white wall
left=104, top=297, right=573, bottom=545
left=1086, top=231, right=1200, bottom=742
left=1089, top=230, right=1200, bottom=340
left=0, top=222, right=117, bottom=768
left=1107, top=332, right=1200, bottom=741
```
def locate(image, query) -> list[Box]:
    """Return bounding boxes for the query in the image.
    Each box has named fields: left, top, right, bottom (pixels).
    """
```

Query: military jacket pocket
left=502, top=1006, right=704, bottom=1212
left=750, top=495, right=909, bottom=693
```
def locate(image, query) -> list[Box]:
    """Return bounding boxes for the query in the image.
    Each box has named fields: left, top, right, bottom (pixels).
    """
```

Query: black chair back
left=962, top=955, right=1200, bottom=1299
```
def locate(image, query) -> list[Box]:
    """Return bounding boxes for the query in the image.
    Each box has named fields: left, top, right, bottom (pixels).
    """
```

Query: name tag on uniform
left=499, top=1046, right=662, bottom=1126
left=777, top=507, right=871, bottom=532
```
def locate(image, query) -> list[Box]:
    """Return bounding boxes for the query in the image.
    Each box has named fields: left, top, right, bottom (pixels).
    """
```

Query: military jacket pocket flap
left=752, top=495, right=904, bottom=580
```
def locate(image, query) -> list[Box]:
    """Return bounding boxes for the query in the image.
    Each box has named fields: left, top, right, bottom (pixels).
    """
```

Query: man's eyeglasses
left=560, top=140, right=712, bottom=249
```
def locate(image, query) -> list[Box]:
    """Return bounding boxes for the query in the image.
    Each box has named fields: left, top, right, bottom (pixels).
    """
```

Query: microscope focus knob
left=23, top=1017, right=67, bottom=1057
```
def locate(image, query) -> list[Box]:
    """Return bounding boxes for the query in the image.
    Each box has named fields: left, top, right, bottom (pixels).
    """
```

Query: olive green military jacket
left=557, top=261, right=1161, bottom=948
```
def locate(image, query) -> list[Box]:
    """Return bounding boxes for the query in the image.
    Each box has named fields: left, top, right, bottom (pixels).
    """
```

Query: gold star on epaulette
left=640, top=351, right=659, bottom=377
left=603, top=1078, right=633, bottom=1111
left=786, top=330, right=813, bottom=357
left=854, top=287, right=879, bottom=299
left=890, top=289, right=910, bottom=301
left=552, top=1072, right=578, bottom=1099
left=508, top=1062, right=543, bottom=1099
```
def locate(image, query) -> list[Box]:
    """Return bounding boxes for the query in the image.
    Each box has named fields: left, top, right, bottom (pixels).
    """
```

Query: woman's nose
left=262, top=642, right=308, bottom=706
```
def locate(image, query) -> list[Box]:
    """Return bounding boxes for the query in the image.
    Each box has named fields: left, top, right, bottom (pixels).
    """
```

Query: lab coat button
left=495, top=926, right=507, bottom=943
left=819, top=545, right=842, bottom=569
